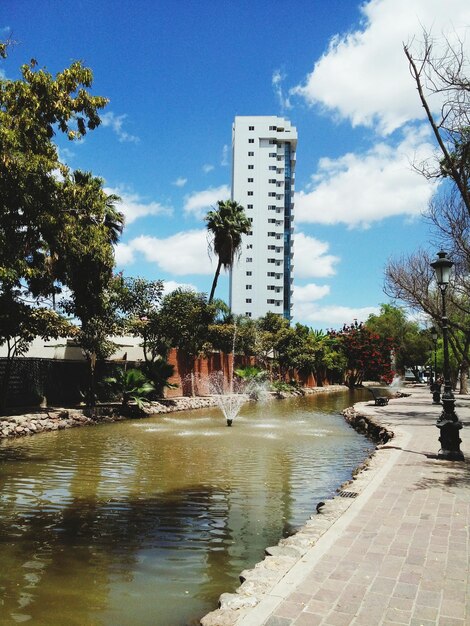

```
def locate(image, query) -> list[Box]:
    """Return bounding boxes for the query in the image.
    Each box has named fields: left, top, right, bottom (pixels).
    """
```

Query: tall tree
left=404, top=33, right=470, bottom=214
left=205, top=200, right=250, bottom=303
left=158, top=289, right=216, bottom=395
left=57, top=171, right=124, bottom=407
left=0, top=49, right=114, bottom=409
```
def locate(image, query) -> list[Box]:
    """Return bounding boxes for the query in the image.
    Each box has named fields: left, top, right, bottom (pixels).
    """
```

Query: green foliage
left=104, top=367, right=155, bottom=409
left=270, top=379, right=301, bottom=394
left=207, top=323, right=237, bottom=354
left=158, top=289, right=215, bottom=358
left=205, top=200, right=250, bottom=303
left=234, top=366, right=268, bottom=382
left=113, top=276, right=165, bottom=362
left=366, top=304, right=432, bottom=373
left=0, top=51, right=121, bottom=409
left=142, top=359, right=177, bottom=398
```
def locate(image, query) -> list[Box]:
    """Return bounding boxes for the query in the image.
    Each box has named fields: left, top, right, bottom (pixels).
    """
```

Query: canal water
left=0, top=389, right=373, bottom=625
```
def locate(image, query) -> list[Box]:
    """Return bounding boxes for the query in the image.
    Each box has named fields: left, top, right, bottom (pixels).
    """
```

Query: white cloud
left=173, top=177, right=187, bottom=187
left=203, top=164, right=214, bottom=173
left=293, top=301, right=380, bottom=329
left=100, top=111, right=140, bottom=143
left=272, top=69, right=292, bottom=112
left=296, top=126, right=437, bottom=227
left=294, top=283, right=330, bottom=303
left=162, top=280, right=198, bottom=295
left=294, top=232, right=339, bottom=278
left=114, top=242, right=135, bottom=266
left=183, top=184, right=231, bottom=219
left=291, top=0, right=470, bottom=135
left=105, top=187, right=172, bottom=225
left=126, top=229, right=213, bottom=275
left=221, top=145, right=229, bottom=166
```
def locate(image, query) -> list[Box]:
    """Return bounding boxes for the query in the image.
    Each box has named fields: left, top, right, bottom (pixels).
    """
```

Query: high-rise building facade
left=230, top=116, right=297, bottom=320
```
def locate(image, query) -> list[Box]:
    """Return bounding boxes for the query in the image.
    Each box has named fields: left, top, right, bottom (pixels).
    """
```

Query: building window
left=247, top=204, right=253, bottom=209
left=246, top=243, right=252, bottom=248
left=245, top=312, right=252, bottom=317
left=269, top=152, right=277, bottom=158
left=247, top=191, right=253, bottom=196
left=248, top=151, right=254, bottom=156
left=268, top=205, right=276, bottom=210
left=248, top=164, right=254, bottom=169
left=246, top=271, right=252, bottom=276
left=247, top=257, right=253, bottom=262
left=246, top=298, right=252, bottom=303
left=246, top=285, right=252, bottom=290
left=268, top=218, right=276, bottom=223
left=269, top=125, right=277, bottom=130
left=268, top=192, right=276, bottom=197
left=268, top=179, right=276, bottom=183
left=249, top=126, right=255, bottom=131
left=248, top=217, right=253, bottom=223
left=248, top=138, right=254, bottom=144
left=269, top=165, right=276, bottom=171
left=268, top=245, right=275, bottom=250
left=248, top=178, right=254, bottom=182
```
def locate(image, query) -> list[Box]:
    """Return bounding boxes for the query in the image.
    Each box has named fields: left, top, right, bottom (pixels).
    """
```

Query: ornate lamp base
left=436, top=412, right=464, bottom=461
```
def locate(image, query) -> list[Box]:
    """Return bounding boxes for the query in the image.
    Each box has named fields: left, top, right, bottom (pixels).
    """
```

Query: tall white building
left=230, top=116, right=297, bottom=320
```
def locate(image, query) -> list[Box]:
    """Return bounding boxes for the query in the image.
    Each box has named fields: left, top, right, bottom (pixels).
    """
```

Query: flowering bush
left=329, top=321, right=396, bottom=388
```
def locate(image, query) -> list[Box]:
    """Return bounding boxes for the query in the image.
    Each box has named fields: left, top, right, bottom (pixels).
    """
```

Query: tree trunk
left=459, top=361, right=469, bottom=394
left=87, top=352, right=97, bottom=408
left=209, top=259, right=223, bottom=304
left=0, top=355, right=13, bottom=414
left=0, top=339, right=16, bottom=414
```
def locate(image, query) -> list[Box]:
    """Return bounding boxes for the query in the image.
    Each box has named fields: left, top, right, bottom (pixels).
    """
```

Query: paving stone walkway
left=237, top=385, right=470, bottom=626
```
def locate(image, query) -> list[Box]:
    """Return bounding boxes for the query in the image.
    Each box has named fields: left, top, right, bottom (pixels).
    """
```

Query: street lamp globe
left=430, top=250, right=453, bottom=288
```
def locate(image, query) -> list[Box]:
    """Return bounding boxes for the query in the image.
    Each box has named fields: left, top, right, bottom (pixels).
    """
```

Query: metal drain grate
left=338, top=491, right=358, bottom=498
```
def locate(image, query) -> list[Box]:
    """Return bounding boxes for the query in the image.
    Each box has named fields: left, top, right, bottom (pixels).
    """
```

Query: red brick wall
left=165, top=349, right=256, bottom=398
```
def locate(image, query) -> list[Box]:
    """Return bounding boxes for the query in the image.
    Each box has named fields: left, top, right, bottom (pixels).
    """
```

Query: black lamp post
left=430, top=251, right=464, bottom=460
left=430, top=326, right=441, bottom=404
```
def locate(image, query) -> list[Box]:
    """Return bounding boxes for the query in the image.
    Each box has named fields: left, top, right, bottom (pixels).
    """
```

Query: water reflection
left=0, top=390, right=373, bottom=625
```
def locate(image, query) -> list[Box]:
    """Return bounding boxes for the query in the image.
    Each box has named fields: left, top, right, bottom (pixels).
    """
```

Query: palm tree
left=69, top=170, right=124, bottom=243
left=205, top=200, right=250, bottom=304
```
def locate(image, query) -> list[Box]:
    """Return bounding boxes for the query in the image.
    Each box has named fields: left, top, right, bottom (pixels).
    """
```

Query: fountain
left=390, top=374, right=403, bottom=388
left=206, top=371, right=249, bottom=426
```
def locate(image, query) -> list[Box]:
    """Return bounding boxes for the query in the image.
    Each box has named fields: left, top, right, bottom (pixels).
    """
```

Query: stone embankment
left=0, top=396, right=220, bottom=440
left=0, top=385, right=347, bottom=441
left=342, top=405, right=394, bottom=444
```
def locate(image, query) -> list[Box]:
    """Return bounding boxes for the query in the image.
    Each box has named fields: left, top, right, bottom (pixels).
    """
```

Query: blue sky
left=2, top=0, right=469, bottom=329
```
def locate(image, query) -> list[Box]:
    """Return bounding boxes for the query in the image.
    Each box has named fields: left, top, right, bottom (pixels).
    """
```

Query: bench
left=368, top=387, right=389, bottom=406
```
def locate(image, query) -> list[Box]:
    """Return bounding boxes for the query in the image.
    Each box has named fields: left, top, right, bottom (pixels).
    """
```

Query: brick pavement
left=238, top=385, right=470, bottom=626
